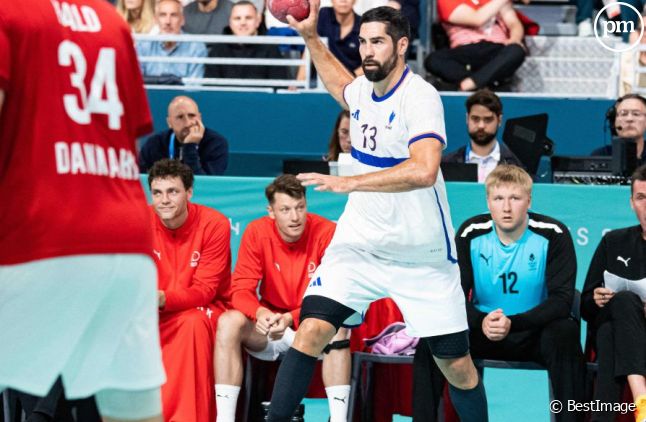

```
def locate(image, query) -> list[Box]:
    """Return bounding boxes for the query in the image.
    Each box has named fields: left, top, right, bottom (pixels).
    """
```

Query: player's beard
left=468, top=130, right=497, bottom=147
left=362, top=53, right=397, bottom=82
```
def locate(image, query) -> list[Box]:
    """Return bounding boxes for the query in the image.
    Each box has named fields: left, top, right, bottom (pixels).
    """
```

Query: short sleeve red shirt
left=437, top=0, right=510, bottom=48
left=0, top=0, right=154, bottom=264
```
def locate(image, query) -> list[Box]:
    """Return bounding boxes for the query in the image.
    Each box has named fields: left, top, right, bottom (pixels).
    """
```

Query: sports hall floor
left=303, top=368, right=553, bottom=421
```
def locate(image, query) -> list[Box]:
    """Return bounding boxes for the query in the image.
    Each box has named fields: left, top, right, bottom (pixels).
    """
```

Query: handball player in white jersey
left=0, top=1, right=165, bottom=421
left=265, top=4, right=488, bottom=422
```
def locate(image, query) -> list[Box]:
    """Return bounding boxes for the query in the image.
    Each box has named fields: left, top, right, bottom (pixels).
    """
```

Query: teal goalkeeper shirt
left=456, top=212, right=576, bottom=333
left=469, top=222, right=548, bottom=315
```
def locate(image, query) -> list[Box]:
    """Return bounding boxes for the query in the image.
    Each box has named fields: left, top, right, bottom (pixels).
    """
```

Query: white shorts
left=0, top=254, right=166, bottom=400
left=304, top=245, right=468, bottom=337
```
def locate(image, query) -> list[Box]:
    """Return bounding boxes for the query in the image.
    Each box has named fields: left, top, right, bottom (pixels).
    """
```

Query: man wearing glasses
left=594, top=94, right=646, bottom=166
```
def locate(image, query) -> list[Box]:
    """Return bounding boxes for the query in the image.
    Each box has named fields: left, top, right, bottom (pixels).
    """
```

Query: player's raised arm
left=286, top=0, right=354, bottom=109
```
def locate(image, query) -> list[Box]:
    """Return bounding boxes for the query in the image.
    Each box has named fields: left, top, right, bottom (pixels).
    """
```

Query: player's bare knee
left=216, top=310, right=248, bottom=346
left=292, top=318, right=336, bottom=354
left=437, top=356, right=479, bottom=389
left=332, top=327, right=351, bottom=342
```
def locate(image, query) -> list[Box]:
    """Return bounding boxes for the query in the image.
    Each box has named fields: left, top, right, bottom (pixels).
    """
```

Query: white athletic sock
left=325, top=385, right=351, bottom=422
left=215, top=384, right=241, bottom=422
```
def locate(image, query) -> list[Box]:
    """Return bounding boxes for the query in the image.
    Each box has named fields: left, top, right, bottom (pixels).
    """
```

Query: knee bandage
left=322, top=339, right=351, bottom=354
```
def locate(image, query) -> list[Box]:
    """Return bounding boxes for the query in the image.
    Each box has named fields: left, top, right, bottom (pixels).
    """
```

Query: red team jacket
left=152, top=202, right=231, bottom=313
left=231, top=214, right=336, bottom=328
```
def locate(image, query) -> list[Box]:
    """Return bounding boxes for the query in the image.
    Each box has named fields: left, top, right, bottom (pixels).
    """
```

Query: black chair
left=348, top=290, right=584, bottom=422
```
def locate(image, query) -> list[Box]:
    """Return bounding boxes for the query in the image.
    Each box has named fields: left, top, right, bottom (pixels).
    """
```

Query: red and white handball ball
left=267, top=0, right=310, bottom=24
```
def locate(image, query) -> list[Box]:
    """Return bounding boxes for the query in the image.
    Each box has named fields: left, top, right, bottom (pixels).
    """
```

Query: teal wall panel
left=142, top=176, right=634, bottom=290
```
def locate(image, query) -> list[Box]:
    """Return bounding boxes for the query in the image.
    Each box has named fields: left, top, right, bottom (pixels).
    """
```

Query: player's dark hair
left=466, top=89, right=502, bottom=116
left=148, top=159, right=194, bottom=190
left=631, top=164, right=646, bottom=194
left=360, top=6, right=410, bottom=45
left=265, top=174, right=306, bottom=204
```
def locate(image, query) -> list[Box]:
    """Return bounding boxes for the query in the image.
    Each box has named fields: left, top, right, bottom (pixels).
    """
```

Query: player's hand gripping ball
left=267, top=0, right=310, bottom=23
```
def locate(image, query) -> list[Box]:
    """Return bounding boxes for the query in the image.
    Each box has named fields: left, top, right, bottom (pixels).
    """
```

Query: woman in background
left=325, top=110, right=351, bottom=162
left=116, top=0, right=156, bottom=34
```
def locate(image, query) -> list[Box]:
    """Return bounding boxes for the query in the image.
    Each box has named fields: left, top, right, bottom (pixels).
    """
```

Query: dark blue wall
left=146, top=89, right=614, bottom=176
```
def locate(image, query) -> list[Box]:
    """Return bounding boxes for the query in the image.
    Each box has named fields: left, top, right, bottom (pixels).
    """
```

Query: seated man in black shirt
left=593, top=93, right=646, bottom=167
left=295, top=0, right=362, bottom=83
left=442, top=90, right=522, bottom=182
left=139, top=95, right=229, bottom=175
left=581, top=164, right=646, bottom=422
left=205, top=1, right=288, bottom=81
left=317, top=0, right=362, bottom=75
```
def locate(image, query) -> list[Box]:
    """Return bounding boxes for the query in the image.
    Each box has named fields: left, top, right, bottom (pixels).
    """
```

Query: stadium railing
left=133, top=33, right=326, bottom=91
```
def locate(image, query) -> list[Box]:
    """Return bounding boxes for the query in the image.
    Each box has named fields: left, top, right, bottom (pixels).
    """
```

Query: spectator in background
left=205, top=2, right=288, bottom=81
left=184, top=0, right=234, bottom=35
left=214, top=175, right=351, bottom=422
left=140, top=96, right=229, bottom=175
left=148, top=159, right=232, bottom=422
left=413, top=165, right=586, bottom=422
left=383, top=0, right=420, bottom=40
left=443, top=89, right=523, bottom=182
left=116, top=0, right=156, bottom=33
left=325, top=110, right=351, bottom=161
left=136, top=0, right=207, bottom=79
left=581, top=165, right=646, bottom=422
left=574, top=0, right=594, bottom=36
left=425, top=0, right=526, bottom=91
left=297, top=0, right=363, bottom=82
left=619, top=10, right=646, bottom=95
left=593, top=93, right=646, bottom=166
left=319, top=0, right=362, bottom=74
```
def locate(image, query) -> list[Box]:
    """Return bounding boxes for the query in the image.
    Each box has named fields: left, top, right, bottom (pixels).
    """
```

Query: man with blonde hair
left=413, top=164, right=587, bottom=422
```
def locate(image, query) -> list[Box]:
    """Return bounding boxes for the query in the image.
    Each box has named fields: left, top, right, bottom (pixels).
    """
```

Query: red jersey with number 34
left=0, top=0, right=154, bottom=265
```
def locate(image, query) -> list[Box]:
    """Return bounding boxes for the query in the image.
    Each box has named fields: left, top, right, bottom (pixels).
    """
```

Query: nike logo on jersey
left=216, top=394, right=230, bottom=399
left=153, top=249, right=161, bottom=260
left=616, top=256, right=631, bottom=267
left=352, top=109, right=360, bottom=120
left=275, top=262, right=281, bottom=272
left=479, top=253, right=491, bottom=265
left=334, top=396, right=347, bottom=403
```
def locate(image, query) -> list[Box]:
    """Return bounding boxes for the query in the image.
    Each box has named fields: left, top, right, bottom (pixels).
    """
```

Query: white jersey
left=330, top=67, right=458, bottom=264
